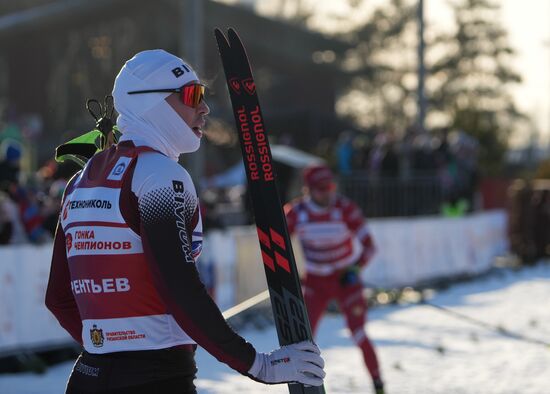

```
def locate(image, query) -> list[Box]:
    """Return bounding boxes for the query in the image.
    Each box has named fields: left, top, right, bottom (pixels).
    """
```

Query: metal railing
left=339, top=174, right=443, bottom=218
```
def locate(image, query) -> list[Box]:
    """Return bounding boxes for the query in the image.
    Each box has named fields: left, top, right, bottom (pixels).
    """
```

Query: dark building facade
left=0, top=0, right=350, bottom=165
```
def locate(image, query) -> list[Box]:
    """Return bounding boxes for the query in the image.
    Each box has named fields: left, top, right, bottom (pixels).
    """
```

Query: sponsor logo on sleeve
left=112, top=163, right=126, bottom=176
left=107, top=156, right=132, bottom=181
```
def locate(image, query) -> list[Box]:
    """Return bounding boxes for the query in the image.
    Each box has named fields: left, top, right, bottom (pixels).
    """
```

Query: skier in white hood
left=114, top=49, right=205, bottom=159
left=46, top=49, right=325, bottom=393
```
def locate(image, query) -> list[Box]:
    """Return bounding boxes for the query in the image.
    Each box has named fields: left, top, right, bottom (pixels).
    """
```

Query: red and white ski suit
left=284, top=194, right=381, bottom=381
left=45, top=141, right=256, bottom=390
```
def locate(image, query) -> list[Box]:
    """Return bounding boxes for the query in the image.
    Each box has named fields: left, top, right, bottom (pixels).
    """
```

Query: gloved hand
left=340, top=264, right=361, bottom=287
left=248, top=340, right=325, bottom=386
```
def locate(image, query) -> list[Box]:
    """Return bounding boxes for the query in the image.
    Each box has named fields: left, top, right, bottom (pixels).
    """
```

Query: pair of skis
left=215, top=29, right=326, bottom=394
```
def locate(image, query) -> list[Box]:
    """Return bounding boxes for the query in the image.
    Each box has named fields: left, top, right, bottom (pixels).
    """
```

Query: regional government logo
left=90, top=324, right=104, bottom=347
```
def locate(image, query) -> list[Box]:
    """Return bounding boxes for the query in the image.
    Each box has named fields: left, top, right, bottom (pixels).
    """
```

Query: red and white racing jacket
left=46, top=141, right=255, bottom=373
left=284, top=195, right=376, bottom=276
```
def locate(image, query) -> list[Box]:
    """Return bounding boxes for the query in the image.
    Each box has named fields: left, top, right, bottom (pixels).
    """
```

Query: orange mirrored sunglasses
left=127, top=83, right=205, bottom=108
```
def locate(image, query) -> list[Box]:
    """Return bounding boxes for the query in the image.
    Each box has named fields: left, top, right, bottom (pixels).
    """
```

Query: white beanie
left=112, top=49, right=201, bottom=160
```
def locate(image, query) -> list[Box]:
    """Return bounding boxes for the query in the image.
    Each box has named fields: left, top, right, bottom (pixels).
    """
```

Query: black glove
left=339, top=264, right=361, bottom=287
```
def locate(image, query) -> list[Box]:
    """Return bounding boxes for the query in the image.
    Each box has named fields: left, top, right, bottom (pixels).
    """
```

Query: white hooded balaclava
left=112, top=49, right=201, bottom=160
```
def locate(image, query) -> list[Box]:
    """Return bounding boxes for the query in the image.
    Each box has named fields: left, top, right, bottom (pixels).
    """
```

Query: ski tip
left=214, top=27, right=237, bottom=37
left=227, top=28, right=240, bottom=41
left=214, top=28, right=230, bottom=51
left=227, top=28, right=246, bottom=56
left=213, top=28, right=225, bottom=40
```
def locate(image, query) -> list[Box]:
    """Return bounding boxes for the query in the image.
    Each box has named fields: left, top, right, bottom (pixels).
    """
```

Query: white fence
left=0, top=245, right=73, bottom=355
left=363, top=210, right=508, bottom=287
left=0, top=210, right=508, bottom=354
left=224, top=210, right=508, bottom=303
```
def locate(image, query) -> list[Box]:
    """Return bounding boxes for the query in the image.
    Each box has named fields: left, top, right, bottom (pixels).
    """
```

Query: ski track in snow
left=1, top=263, right=549, bottom=394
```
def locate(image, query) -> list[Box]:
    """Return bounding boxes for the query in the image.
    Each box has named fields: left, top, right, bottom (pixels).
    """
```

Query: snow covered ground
left=1, top=262, right=550, bottom=394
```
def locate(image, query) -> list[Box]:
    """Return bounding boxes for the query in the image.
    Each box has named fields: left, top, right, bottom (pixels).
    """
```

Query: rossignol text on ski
left=214, top=28, right=326, bottom=394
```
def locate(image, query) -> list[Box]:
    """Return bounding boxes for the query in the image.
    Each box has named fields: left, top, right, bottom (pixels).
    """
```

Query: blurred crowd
left=0, top=118, right=483, bottom=246
left=0, top=135, right=77, bottom=246
left=331, top=127, right=480, bottom=213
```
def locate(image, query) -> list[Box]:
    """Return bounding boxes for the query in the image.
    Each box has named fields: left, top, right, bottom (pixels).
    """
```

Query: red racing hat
left=303, top=164, right=336, bottom=191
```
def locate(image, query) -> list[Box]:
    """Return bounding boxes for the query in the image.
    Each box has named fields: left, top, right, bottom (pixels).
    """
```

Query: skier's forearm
left=140, top=219, right=256, bottom=374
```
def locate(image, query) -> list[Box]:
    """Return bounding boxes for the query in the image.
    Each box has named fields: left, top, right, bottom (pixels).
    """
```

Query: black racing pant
left=66, top=346, right=197, bottom=394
